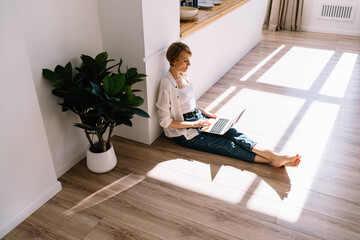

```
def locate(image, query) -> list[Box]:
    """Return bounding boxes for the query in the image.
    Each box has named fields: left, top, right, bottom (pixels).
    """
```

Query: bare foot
left=284, top=158, right=301, bottom=167
left=273, top=154, right=301, bottom=168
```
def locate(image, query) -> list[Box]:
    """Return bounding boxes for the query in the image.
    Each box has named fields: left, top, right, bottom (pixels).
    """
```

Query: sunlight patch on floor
left=278, top=101, right=340, bottom=222
left=64, top=174, right=145, bottom=215
left=204, top=86, right=237, bottom=113
left=319, top=52, right=358, bottom=98
left=240, top=44, right=285, bottom=81
left=147, top=159, right=248, bottom=204
left=231, top=89, right=306, bottom=150
left=147, top=159, right=287, bottom=217
left=257, top=47, right=335, bottom=90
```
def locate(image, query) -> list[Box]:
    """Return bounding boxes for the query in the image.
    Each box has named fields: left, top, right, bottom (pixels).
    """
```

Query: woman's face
left=172, top=52, right=191, bottom=73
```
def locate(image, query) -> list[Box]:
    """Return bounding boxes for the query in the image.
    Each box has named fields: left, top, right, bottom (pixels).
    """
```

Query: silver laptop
left=201, top=108, right=246, bottom=135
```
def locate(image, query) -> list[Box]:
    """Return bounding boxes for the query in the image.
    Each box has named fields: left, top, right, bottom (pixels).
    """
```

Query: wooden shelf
left=180, top=0, right=250, bottom=38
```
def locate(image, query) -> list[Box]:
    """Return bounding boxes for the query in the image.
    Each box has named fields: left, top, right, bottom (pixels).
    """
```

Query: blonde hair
left=166, top=42, right=192, bottom=66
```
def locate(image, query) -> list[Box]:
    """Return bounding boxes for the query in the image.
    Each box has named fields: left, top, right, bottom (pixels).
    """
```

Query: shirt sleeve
left=156, top=79, right=174, bottom=128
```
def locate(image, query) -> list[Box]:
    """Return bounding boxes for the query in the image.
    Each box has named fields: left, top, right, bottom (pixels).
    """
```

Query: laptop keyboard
left=210, top=118, right=230, bottom=134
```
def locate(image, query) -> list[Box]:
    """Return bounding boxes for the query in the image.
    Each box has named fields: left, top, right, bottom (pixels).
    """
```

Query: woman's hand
left=192, top=119, right=211, bottom=128
left=197, top=106, right=217, bottom=119
left=201, top=110, right=217, bottom=119
left=204, top=112, right=217, bottom=119
left=169, top=119, right=211, bottom=129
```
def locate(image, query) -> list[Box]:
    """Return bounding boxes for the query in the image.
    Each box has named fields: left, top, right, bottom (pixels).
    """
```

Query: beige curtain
left=263, top=0, right=304, bottom=31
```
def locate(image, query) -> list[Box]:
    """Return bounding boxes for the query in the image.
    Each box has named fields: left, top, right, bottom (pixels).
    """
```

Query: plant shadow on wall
left=43, top=52, right=149, bottom=173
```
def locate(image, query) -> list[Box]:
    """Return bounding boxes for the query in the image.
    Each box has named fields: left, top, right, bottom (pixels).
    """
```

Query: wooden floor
left=5, top=30, right=360, bottom=240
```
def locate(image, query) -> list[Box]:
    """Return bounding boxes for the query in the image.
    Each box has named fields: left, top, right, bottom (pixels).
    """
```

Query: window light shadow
left=319, top=52, right=358, bottom=98
left=146, top=158, right=291, bottom=219
left=240, top=44, right=286, bottom=81
left=257, top=47, right=335, bottom=90
left=64, top=173, right=145, bottom=215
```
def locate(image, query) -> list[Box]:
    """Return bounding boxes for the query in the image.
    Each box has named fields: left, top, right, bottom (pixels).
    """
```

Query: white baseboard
left=302, top=26, right=360, bottom=36
left=55, top=157, right=83, bottom=178
left=0, top=181, right=62, bottom=239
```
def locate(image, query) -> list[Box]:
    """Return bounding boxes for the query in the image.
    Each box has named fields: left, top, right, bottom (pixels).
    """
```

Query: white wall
left=142, top=0, right=181, bottom=143
left=98, top=0, right=148, bottom=144
left=0, top=1, right=61, bottom=237
left=182, top=0, right=267, bottom=99
left=302, top=0, right=360, bottom=36
left=98, top=0, right=180, bottom=144
left=15, top=0, right=104, bottom=177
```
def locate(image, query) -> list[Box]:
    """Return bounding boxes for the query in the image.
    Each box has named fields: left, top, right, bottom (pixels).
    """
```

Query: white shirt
left=156, top=71, right=199, bottom=140
left=178, top=83, right=196, bottom=114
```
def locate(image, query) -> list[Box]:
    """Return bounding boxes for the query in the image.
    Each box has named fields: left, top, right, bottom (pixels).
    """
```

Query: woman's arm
left=169, top=119, right=210, bottom=129
left=157, top=78, right=210, bottom=129
left=169, top=106, right=213, bottom=129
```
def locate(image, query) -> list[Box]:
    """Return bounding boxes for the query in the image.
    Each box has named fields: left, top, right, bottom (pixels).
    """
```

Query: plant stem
left=97, top=133, right=106, bottom=152
left=84, top=130, right=94, bottom=150
left=107, top=123, right=115, bottom=145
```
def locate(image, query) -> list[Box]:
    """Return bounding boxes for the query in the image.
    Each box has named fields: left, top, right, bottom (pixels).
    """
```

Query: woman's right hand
left=168, top=119, right=211, bottom=129
left=192, top=119, right=211, bottom=128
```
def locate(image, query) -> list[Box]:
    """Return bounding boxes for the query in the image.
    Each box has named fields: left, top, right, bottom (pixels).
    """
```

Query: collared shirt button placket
left=175, top=85, right=179, bottom=98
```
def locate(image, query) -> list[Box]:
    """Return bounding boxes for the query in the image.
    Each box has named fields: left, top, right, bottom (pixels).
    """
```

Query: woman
left=156, top=42, right=301, bottom=167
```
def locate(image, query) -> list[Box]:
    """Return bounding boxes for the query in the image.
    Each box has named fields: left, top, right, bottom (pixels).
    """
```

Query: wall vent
left=319, top=2, right=357, bottom=21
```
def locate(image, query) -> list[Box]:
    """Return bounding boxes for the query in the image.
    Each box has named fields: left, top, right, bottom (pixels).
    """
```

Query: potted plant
left=43, top=52, right=149, bottom=173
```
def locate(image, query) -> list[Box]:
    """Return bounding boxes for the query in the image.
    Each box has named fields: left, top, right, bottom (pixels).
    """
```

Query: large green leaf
left=103, top=74, right=125, bottom=96
left=81, top=55, right=96, bottom=66
left=136, top=73, right=147, bottom=79
left=42, top=68, right=62, bottom=83
left=133, top=108, right=150, bottom=118
left=112, top=116, right=133, bottom=127
left=131, top=96, right=144, bottom=106
left=90, top=82, right=105, bottom=99
left=126, top=67, right=137, bottom=78
left=53, top=63, right=72, bottom=87
left=72, top=72, right=86, bottom=86
left=95, top=52, right=108, bottom=64
left=80, top=55, right=99, bottom=79
left=126, top=68, right=147, bottom=86
left=52, top=89, right=68, bottom=97
left=53, top=79, right=65, bottom=88
left=64, top=62, right=73, bottom=85
left=124, top=85, right=133, bottom=101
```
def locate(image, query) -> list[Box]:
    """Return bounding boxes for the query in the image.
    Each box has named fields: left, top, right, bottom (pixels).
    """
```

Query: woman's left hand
left=202, top=111, right=217, bottom=119
left=197, top=106, right=217, bottom=119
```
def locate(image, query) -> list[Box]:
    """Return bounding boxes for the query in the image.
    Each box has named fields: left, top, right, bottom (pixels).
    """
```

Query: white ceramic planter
left=86, top=143, right=117, bottom=173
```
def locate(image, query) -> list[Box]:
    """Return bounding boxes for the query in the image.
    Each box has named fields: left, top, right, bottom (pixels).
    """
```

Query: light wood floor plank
left=3, top=217, right=81, bottom=240
left=84, top=217, right=161, bottom=240
left=277, top=206, right=360, bottom=240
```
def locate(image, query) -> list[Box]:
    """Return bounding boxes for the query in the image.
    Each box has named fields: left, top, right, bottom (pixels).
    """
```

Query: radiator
left=319, top=1, right=357, bottom=21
